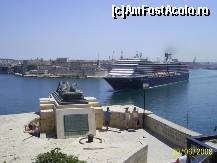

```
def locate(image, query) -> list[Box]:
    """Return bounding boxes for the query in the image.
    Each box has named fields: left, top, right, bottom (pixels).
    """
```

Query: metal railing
left=186, top=135, right=217, bottom=163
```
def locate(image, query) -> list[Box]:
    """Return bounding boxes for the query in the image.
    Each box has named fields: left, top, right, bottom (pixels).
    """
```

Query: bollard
left=87, top=134, right=94, bottom=143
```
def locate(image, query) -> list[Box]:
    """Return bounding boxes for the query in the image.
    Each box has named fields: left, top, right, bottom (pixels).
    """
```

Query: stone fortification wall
left=101, top=105, right=146, bottom=129
left=39, top=99, right=200, bottom=148
left=102, top=105, right=201, bottom=148
left=144, top=113, right=200, bottom=148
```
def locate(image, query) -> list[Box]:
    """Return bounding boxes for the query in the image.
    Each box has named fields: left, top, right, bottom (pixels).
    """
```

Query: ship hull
left=104, top=73, right=189, bottom=90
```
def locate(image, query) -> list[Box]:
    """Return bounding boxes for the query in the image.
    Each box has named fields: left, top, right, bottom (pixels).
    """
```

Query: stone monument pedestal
left=54, top=104, right=96, bottom=139
left=39, top=81, right=97, bottom=139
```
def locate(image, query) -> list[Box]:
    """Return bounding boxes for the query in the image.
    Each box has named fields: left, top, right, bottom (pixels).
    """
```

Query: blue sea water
left=0, top=69, right=217, bottom=135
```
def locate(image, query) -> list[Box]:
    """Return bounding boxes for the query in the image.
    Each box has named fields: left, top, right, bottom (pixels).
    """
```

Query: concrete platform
left=0, top=112, right=178, bottom=163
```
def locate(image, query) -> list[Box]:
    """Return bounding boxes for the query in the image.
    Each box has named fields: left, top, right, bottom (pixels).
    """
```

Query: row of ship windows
left=110, top=69, right=188, bottom=73
left=111, top=64, right=188, bottom=68
left=109, top=71, right=188, bottom=76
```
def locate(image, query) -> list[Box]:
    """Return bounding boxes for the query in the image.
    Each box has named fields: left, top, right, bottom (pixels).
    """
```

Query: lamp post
left=142, top=83, right=149, bottom=128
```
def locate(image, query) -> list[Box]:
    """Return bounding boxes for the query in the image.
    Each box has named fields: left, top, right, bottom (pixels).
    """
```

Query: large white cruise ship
left=104, top=53, right=189, bottom=90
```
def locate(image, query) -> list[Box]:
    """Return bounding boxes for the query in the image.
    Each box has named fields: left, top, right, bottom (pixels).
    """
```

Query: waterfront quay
left=1, top=103, right=211, bottom=163
left=0, top=58, right=110, bottom=78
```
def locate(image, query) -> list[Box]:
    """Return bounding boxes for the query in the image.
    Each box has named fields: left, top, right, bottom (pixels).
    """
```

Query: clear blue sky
left=0, top=0, right=216, bottom=62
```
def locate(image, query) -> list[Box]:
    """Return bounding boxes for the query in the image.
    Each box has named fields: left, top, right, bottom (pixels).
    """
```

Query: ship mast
left=164, top=53, right=172, bottom=63
left=120, top=50, right=123, bottom=59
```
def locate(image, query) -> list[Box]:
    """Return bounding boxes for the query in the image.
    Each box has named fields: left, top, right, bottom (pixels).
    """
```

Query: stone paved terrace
left=0, top=112, right=179, bottom=163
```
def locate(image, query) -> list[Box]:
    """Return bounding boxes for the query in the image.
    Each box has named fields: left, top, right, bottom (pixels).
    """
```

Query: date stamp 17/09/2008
left=172, top=148, right=213, bottom=156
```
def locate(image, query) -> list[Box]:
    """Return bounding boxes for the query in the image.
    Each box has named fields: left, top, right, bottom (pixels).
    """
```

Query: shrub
left=35, top=148, right=85, bottom=163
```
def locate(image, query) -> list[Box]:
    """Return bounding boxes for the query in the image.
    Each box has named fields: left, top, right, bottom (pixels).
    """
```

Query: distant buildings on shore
left=1, top=57, right=217, bottom=76
left=0, top=57, right=112, bottom=78
left=183, top=62, right=217, bottom=70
